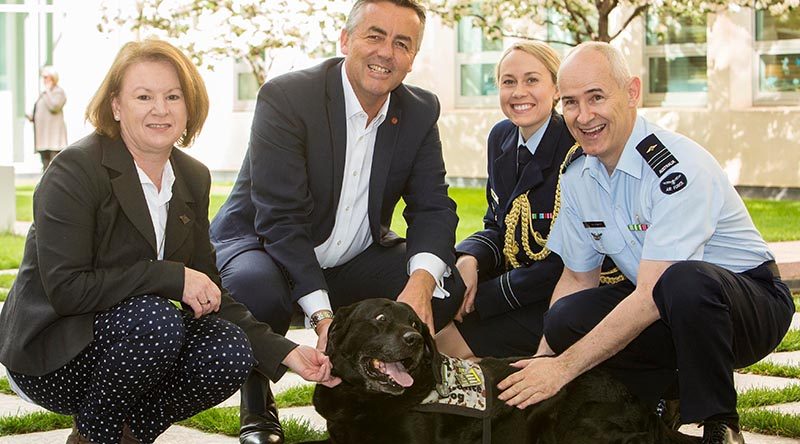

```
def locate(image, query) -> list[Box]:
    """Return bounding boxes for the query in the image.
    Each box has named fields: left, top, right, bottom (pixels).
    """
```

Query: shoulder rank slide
left=636, top=134, right=678, bottom=177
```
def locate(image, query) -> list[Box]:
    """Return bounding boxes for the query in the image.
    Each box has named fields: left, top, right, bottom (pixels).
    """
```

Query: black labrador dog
left=303, top=299, right=699, bottom=444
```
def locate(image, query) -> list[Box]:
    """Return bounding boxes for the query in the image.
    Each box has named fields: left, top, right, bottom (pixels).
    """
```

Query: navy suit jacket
left=210, top=58, right=457, bottom=301
left=456, top=114, right=574, bottom=318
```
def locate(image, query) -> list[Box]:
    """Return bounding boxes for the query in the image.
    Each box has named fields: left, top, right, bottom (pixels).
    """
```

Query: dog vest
left=413, top=356, right=493, bottom=444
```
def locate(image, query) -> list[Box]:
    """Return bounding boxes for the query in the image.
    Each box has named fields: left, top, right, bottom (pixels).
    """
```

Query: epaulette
left=636, top=134, right=679, bottom=177
left=561, top=144, right=585, bottom=174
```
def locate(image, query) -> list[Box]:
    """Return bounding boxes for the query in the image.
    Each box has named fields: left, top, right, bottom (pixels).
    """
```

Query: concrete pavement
left=2, top=323, right=800, bottom=443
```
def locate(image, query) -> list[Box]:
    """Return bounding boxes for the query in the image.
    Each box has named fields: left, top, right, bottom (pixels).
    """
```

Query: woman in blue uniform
left=435, top=41, right=621, bottom=360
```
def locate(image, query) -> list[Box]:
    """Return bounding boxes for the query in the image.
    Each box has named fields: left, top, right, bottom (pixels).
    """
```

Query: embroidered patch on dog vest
left=636, top=134, right=678, bottom=177
left=415, top=356, right=490, bottom=418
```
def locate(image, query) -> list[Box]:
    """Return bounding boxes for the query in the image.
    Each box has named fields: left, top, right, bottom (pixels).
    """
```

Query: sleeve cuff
left=297, top=289, right=332, bottom=324
left=408, top=252, right=451, bottom=299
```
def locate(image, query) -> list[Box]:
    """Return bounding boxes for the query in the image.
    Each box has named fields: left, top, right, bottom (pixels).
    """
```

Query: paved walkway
left=1, top=223, right=798, bottom=442
left=2, top=324, right=800, bottom=443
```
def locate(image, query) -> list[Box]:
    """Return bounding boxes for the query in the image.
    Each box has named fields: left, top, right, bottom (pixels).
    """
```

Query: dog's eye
left=375, top=314, right=386, bottom=321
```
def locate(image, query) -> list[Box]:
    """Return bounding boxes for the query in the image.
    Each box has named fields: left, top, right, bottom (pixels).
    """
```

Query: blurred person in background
left=28, top=65, right=68, bottom=170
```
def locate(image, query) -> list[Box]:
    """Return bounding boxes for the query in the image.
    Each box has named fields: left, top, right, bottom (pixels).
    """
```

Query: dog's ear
left=326, top=304, right=355, bottom=358
left=420, top=321, right=444, bottom=386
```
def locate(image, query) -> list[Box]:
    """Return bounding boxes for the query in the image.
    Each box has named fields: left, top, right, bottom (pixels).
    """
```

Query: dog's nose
left=402, top=331, right=423, bottom=346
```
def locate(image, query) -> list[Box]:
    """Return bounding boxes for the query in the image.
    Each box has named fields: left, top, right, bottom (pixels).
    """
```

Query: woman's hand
left=183, top=267, right=221, bottom=318
left=282, top=345, right=341, bottom=388
left=455, top=255, right=479, bottom=322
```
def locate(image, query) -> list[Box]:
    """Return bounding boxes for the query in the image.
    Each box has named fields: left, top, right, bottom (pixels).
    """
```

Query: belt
left=764, top=260, right=781, bottom=280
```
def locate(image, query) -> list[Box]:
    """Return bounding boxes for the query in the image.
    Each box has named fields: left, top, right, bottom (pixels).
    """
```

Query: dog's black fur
left=304, top=299, right=700, bottom=444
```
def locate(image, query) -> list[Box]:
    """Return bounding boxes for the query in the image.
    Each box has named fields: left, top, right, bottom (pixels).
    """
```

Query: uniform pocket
left=586, top=227, right=625, bottom=254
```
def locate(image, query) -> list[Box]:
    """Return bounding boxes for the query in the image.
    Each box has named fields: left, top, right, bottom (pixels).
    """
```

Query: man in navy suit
left=210, top=1, right=464, bottom=443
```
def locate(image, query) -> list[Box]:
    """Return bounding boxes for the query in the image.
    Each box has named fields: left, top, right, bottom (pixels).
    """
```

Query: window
left=754, top=9, right=800, bottom=105
left=233, top=58, right=260, bottom=111
left=455, top=11, right=502, bottom=107
left=644, top=13, right=708, bottom=107
left=0, top=0, right=57, bottom=163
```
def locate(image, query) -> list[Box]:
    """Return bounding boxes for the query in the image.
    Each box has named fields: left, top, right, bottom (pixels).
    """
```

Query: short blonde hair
left=495, top=41, right=561, bottom=106
left=85, top=39, right=209, bottom=148
left=41, top=66, right=59, bottom=84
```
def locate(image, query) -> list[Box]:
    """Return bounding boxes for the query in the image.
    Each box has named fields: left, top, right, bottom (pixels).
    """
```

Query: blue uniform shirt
left=548, top=115, right=774, bottom=285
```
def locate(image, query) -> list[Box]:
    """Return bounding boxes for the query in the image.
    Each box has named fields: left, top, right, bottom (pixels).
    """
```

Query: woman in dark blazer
left=0, top=39, right=338, bottom=444
left=436, top=42, right=622, bottom=360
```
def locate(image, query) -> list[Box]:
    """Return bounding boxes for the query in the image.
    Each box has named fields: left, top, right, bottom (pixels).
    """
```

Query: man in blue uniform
left=497, top=42, right=794, bottom=444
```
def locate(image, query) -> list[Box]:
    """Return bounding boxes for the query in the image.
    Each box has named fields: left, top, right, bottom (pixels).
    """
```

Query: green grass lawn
left=15, top=185, right=33, bottom=223
left=5, top=185, right=800, bottom=273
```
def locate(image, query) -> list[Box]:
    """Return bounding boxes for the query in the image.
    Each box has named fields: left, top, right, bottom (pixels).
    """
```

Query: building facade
left=1, top=1, right=798, bottom=192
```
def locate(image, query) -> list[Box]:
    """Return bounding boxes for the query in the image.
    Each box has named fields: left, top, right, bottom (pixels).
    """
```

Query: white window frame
left=233, top=58, right=259, bottom=112
left=753, top=12, right=800, bottom=106
left=454, top=14, right=502, bottom=108
left=643, top=43, right=708, bottom=108
left=643, top=12, right=708, bottom=108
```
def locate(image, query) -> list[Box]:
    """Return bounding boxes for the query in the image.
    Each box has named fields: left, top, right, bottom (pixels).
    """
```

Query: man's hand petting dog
left=396, top=269, right=437, bottom=335
left=498, top=356, right=572, bottom=408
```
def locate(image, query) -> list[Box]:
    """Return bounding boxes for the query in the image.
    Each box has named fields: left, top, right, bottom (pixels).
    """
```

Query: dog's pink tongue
left=385, top=361, right=414, bottom=387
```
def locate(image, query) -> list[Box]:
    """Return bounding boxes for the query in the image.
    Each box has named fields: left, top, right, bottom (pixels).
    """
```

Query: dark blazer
left=0, top=133, right=296, bottom=379
left=210, top=58, right=458, bottom=301
left=456, top=114, right=574, bottom=319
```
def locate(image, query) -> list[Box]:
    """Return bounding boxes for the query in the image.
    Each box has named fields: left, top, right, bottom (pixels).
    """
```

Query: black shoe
left=656, top=398, right=681, bottom=430
left=240, top=371, right=284, bottom=444
left=702, top=420, right=745, bottom=444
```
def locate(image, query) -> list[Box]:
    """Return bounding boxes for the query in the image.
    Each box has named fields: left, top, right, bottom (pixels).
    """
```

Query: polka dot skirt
left=10, top=295, right=255, bottom=444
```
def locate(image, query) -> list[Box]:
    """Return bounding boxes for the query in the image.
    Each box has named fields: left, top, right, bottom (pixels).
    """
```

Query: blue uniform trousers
left=544, top=260, right=793, bottom=423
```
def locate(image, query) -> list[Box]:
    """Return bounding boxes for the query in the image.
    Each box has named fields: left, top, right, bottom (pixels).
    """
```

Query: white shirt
left=136, top=160, right=175, bottom=260
left=297, top=67, right=449, bottom=319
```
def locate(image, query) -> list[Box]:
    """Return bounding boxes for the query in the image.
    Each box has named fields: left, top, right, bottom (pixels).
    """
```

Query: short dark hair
left=345, top=0, right=426, bottom=50
left=85, top=38, right=209, bottom=148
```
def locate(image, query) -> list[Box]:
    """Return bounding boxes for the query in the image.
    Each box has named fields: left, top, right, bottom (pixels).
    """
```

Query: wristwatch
left=310, top=309, right=334, bottom=329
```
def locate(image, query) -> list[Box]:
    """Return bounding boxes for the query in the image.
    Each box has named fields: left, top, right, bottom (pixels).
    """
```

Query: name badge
left=583, top=221, right=606, bottom=228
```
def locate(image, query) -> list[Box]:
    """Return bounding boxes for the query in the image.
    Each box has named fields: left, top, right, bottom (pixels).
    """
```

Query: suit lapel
left=103, top=137, right=157, bottom=256
left=368, top=92, right=401, bottom=232
left=327, top=61, right=347, bottom=206
left=493, top=127, right=518, bottom=209
left=510, top=113, right=563, bottom=205
left=164, top=157, right=194, bottom=259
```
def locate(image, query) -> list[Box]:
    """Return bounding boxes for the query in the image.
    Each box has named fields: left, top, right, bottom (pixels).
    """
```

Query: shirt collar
left=135, top=159, right=175, bottom=201
left=516, top=116, right=551, bottom=156
left=341, top=65, right=390, bottom=126
left=614, top=115, right=648, bottom=179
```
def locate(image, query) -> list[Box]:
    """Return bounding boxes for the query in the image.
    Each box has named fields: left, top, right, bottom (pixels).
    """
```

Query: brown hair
left=85, top=38, right=209, bottom=148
